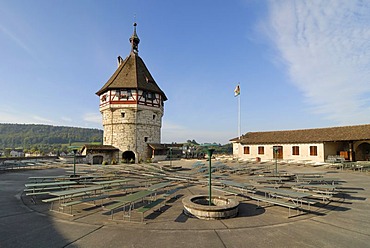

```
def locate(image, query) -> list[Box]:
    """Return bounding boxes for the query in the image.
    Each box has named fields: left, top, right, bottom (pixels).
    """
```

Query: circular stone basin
left=182, top=195, right=239, bottom=220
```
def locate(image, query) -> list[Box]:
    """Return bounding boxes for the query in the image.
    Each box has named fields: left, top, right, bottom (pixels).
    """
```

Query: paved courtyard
left=0, top=160, right=369, bottom=247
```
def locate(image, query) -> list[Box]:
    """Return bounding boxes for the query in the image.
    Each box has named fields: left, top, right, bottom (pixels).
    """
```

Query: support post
left=170, top=148, right=172, bottom=167
left=73, top=149, right=77, bottom=177
left=273, top=147, right=278, bottom=175
left=207, top=148, right=215, bottom=206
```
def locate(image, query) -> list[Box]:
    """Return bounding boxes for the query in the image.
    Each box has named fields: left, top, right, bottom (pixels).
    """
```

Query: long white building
left=231, top=124, right=370, bottom=163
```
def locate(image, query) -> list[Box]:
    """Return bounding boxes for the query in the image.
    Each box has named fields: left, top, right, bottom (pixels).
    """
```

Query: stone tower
left=96, top=23, right=167, bottom=163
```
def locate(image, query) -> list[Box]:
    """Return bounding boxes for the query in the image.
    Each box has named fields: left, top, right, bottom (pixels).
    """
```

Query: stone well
left=182, top=195, right=239, bottom=220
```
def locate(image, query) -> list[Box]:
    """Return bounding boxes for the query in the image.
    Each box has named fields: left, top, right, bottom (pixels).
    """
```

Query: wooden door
left=273, top=146, right=283, bottom=159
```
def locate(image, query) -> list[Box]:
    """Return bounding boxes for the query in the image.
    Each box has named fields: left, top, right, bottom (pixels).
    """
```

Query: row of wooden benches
left=41, top=186, right=182, bottom=222
left=213, top=186, right=327, bottom=218
left=105, top=187, right=182, bottom=222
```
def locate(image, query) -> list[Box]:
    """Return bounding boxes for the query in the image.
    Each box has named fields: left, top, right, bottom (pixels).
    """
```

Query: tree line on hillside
left=185, top=140, right=232, bottom=155
left=0, top=124, right=103, bottom=155
left=0, top=124, right=232, bottom=156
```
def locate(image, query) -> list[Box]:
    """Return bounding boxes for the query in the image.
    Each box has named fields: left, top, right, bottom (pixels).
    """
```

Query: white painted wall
left=233, top=142, right=325, bottom=163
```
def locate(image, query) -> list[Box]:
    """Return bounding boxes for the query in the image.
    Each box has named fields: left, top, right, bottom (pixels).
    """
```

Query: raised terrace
left=0, top=158, right=369, bottom=247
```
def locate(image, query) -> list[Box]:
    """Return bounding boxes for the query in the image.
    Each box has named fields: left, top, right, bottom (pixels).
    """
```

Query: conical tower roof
left=96, top=23, right=167, bottom=101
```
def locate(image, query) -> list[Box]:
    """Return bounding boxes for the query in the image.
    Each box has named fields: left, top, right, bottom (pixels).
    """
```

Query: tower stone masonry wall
left=100, top=104, right=163, bottom=162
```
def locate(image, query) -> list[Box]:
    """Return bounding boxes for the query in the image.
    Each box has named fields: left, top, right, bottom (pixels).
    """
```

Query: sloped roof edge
left=96, top=53, right=167, bottom=100
left=231, top=124, right=370, bottom=144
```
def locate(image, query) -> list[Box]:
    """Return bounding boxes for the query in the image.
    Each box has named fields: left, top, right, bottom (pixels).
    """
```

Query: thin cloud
left=0, top=107, right=51, bottom=124
left=0, top=109, right=29, bottom=124
left=83, top=112, right=101, bottom=124
left=0, top=24, right=37, bottom=60
left=266, top=0, right=370, bottom=124
left=61, top=116, right=72, bottom=123
left=32, top=115, right=54, bottom=124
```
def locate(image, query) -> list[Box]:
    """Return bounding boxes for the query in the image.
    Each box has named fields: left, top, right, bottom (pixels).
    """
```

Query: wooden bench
left=163, top=187, right=182, bottom=199
left=292, top=187, right=333, bottom=202
left=103, top=190, right=154, bottom=220
left=249, top=195, right=299, bottom=217
left=24, top=186, right=71, bottom=192
left=42, top=196, right=63, bottom=210
left=42, top=196, right=63, bottom=203
left=103, top=200, right=131, bottom=219
left=136, top=198, right=165, bottom=222
left=26, top=191, right=51, bottom=196
left=101, top=184, right=139, bottom=193
left=61, top=194, right=109, bottom=215
left=213, top=187, right=240, bottom=197
left=41, top=192, right=89, bottom=210
left=104, top=200, right=129, bottom=211
left=272, top=194, right=319, bottom=209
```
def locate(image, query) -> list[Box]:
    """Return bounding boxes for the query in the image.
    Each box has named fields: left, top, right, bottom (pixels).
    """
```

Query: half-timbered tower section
left=96, top=23, right=167, bottom=163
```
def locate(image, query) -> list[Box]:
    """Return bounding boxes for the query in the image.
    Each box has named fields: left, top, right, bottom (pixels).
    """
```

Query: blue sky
left=1, top=0, right=370, bottom=145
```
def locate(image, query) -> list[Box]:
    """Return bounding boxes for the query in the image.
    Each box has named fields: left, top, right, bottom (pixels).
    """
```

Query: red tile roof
left=96, top=53, right=167, bottom=100
left=231, top=124, right=370, bottom=144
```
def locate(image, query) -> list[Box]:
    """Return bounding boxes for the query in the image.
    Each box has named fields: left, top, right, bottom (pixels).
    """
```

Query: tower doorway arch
left=355, top=142, right=370, bottom=161
left=122, top=151, right=135, bottom=163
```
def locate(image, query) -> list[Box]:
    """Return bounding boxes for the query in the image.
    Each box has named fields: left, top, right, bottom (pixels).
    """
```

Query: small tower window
left=127, top=89, right=132, bottom=99
left=121, top=112, right=125, bottom=118
left=144, top=137, right=148, bottom=142
left=153, top=115, right=156, bottom=120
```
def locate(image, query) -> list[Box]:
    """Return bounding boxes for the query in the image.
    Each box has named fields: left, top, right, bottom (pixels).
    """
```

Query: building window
left=144, top=137, right=148, bottom=142
left=258, top=146, right=264, bottom=155
left=310, top=146, right=318, bottom=156
left=153, top=114, right=156, bottom=120
left=243, top=146, right=250, bottom=154
left=120, top=89, right=133, bottom=100
left=143, top=91, right=155, bottom=100
left=292, top=146, right=299, bottom=155
left=121, top=112, right=125, bottom=118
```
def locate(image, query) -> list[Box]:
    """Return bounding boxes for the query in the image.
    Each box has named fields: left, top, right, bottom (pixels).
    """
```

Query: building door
left=355, top=142, right=370, bottom=161
left=273, top=146, right=283, bottom=159
left=92, top=155, right=104, bottom=164
left=122, top=151, right=135, bottom=163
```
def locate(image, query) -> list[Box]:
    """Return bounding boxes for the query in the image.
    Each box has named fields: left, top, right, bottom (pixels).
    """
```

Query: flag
left=234, top=84, right=240, bottom=97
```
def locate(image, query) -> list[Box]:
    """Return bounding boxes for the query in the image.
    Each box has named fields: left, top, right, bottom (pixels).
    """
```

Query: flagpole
left=238, top=83, right=241, bottom=140
left=234, top=83, right=241, bottom=140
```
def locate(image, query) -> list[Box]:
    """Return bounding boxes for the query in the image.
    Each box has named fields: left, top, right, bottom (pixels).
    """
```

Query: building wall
left=233, top=142, right=325, bottom=162
left=100, top=103, right=163, bottom=163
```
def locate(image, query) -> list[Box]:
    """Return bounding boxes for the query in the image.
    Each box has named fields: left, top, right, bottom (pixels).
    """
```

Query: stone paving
left=0, top=160, right=369, bottom=247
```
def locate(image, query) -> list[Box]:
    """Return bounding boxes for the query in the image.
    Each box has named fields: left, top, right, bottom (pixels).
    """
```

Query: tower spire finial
left=129, top=22, right=140, bottom=54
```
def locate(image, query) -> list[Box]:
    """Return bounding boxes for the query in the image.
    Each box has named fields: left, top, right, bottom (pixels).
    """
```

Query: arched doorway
left=92, top=155, right=104, bottom=164
left=122, top=151, right=135, bottom=163
left=355, top=142, right=370, bottom=161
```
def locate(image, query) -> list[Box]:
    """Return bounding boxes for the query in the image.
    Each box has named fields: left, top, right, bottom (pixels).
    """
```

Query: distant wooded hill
left=0, top=123, right=103, bottom=149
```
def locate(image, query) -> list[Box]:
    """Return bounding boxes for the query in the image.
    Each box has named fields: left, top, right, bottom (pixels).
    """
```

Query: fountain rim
left=182, top=195, right=239, bottom=212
